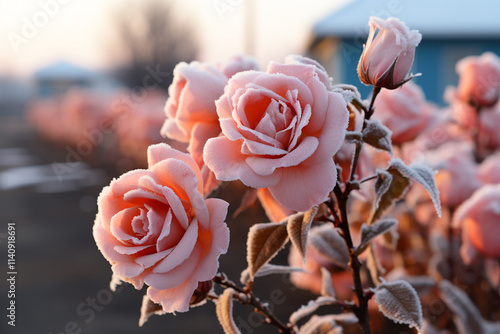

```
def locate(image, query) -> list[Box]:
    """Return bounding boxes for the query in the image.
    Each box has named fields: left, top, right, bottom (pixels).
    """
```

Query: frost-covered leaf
left=345, top=131, right=362, bottom=144
left=298, top=315, right=342, bottom=334
left=356, top=218, right=398, bottom=255
left=389, top=158, right=441, bottom=217
left=247, top=221, right=289, bottom=279
left=289, top=296, right=338, bottom=325
left=320, top=267, right=335, bottom=298
left=240, top=264, right=304, bottom=286
left=374, top=279, right=423, bottom=332
left=232, top=188, right=258, bottom=218
left=288, top=206, right=318, bottom=263
left=309, top=224, right=349, bottom=268
left=362, top=119, right=393, bottom=154
left=440, top=280, right=500, bottom=334
left=139, top=295, right=165, bottom=327
left=370, top=167, right=411, bottom=224
left=215, top=288, right=242, bottom=334
left=386, top=269, right=437, bottom=295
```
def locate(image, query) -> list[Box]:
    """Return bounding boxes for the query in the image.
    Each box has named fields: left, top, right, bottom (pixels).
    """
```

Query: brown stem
left=347, top=86, right=381, bottom=191
left=214, top=274, right=294, bottom=334
left=333, top=185, right=372, bottom=334
left=472, top=105, right=483, bottom=163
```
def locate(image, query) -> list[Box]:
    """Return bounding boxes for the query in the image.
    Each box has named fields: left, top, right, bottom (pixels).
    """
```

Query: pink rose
left=93, top=143, right=230, bottom=313
left=478, top=102, right=500, bottom=151
left=453, top=184, right=500, bottom=262
left=456, top=52, right=500, bottom=107
left=161, top=57, right=260, bottom=195
left=422, top=142, right=481, bottom=208
left=203, top=57, right=349, bottom=212
left=161, top=60, right=227, bottom=166
left=357, top=16, right=421, bottom=89
left=373, top=81, right=435, bottom=144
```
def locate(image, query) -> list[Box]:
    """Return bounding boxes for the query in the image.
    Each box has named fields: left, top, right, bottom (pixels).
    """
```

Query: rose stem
left=332, top=185, right=372, bottom=334
left=213, top=274, right=294, bottom=334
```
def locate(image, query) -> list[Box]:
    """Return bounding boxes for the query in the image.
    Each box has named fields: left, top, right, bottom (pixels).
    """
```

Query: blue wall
left=337, top=38, right=500, bottom=105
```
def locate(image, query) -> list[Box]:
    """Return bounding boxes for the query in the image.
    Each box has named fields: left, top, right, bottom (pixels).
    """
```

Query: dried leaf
left=232, top=188, right=258, bottom=218
left=362, top=118, right=393, bottom=154
left=289, top=296, right=338, bottom=325
left=240, top=264, right=304, bottom=285
left=356, top=218, right=398, bottom=255
left=370, top=167, right=411, bottom=224
left=374, top=279, right=423, bottom=332
left=309, top=224, right=349, bottom=268
left=440, top=280, right=500, bottom=334
left=246, top=221, right=289, bottom=279
left=288, top=206, right=318, bottom=263
left=366, top=245, right=384, bottom=285
left=139, top=295, right=165, bottom=327
left=389, top=159, right=441, bottom=217
left=215, top=288, right=242, bottom=334
left=320, top=267, right=335, bottom=298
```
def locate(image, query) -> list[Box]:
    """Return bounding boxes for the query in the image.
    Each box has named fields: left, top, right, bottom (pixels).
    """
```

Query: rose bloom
left=373, top=81, right=435, bottom=144
left=357, top=16, right=422, bottom=89
left=456, top=52, right=500, bottom=107
left=93, top=143, right=230, bottom=313
left=204, top=56, right=349, bottom=212
left=453, top=184, right=500, bottom=263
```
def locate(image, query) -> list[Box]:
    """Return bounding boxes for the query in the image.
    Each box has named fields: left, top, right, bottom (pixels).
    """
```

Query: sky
left=0, top=0, right=351, bottom=77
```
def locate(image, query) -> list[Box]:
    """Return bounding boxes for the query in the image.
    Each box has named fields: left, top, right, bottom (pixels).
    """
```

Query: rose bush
left=93, top=143, right=230, bottom=313
left=203, top=56, right=349, bottom=212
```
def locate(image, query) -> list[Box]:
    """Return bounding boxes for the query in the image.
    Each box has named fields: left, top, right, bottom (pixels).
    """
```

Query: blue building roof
left=314, top=0, right=500, bottom=39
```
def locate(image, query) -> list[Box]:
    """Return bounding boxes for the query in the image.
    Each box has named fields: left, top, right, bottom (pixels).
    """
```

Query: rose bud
left=357, top=16, right=422, bottom=89
left=456, top=52, right=500, bottom=108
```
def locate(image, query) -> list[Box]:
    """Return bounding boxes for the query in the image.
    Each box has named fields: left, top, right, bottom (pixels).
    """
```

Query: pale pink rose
left=453, top=184, right=500, bottom=262
left=422, top=142, right=481, bottom=208
left=93, top=143, right=230, bottom=313
left=161, top=61, right=226, bottom=163
left=477, top=152, right=500, bottom=185
left=357, top=16, right=421, bottom=89
left=456, top=52, right=500, bottom=107
left=215, top=54, right=260, bottom=78
left=203, top=57, right=349, bottom=212
left=373, top=81, right=435, bottom=144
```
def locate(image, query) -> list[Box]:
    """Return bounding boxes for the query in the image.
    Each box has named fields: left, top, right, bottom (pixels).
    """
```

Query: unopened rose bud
left=357, top=16, right=422, bottom=89
left=456, top=52, right=500, bottom=108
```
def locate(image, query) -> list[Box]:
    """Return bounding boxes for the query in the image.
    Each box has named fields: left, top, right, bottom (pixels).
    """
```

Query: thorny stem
left=332, top=185, right=372, bottom=334
left=213, top=274, right=294, bottom=334
left=347, top=86, right=381, bottom=192
left=331, top=86, right=382, bottom=334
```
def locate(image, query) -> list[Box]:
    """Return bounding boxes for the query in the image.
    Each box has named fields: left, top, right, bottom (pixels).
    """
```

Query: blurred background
left=1, top=0, right=499, bottom=333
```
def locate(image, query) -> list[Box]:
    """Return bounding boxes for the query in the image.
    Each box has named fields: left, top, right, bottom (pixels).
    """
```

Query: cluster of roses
left=27, top=87, right=168, bottom=168
left=92, top=15, right=500, bottom=334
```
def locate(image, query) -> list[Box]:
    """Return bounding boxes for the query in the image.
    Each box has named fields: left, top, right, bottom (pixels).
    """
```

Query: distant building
left=33, top=61, right=119, bottom=98
left=308, top=0, right=500, bottom=104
